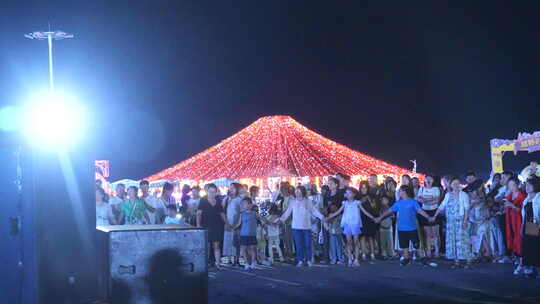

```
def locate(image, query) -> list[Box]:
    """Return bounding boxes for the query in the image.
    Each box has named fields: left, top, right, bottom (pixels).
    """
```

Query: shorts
left=342, top=223, right=362, bottom=236
left=398, top=230, right=419, bottom=250
left=268, top=235, right=280, bottom=247
left=240, top=236, right=257, bottom=246
left=417, top=209, right=440, bottom=226
left=257, top=240, right=267, bottom=251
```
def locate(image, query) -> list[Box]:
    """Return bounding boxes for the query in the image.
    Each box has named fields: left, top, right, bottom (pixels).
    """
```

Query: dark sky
left=1, top=1, right=538, bottom=180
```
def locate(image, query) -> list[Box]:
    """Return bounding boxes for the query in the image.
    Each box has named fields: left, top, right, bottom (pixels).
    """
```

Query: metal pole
left=47, top=33, right=54, bottom=91
left=25, top=29, right=73, bottom=91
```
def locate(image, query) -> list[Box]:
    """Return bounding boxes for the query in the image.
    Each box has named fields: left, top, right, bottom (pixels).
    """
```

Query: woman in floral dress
left=467, top=185, right=494, bottom=260
left=432, top=176, right=473, bottom=268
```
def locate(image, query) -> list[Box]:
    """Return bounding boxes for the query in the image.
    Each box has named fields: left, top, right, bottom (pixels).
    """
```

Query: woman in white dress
left=96, top=187, right=116, bottom=226
left=185, top=186, right=201, bottom=226
left=222, top=183, right=242, bottom=264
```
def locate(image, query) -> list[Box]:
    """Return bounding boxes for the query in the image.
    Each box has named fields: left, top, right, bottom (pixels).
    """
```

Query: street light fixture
left=22, top=28, right=85, bottom=149
left=24, top=30, right=74, bottom=91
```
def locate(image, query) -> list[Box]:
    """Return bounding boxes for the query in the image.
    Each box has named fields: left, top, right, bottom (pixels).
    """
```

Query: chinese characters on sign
left=515, top=133, right=540, bottom=153
left=490, top=131, right=540, bottom=173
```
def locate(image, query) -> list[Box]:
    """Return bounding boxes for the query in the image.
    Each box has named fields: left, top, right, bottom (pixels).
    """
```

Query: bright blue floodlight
left=22, top=91, right=87, bottom=149
left=22, top=28, right=85, bottom=149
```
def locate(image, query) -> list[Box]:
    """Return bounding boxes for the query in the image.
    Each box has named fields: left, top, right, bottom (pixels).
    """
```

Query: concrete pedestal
left=97, top=224, right=208, bottom=304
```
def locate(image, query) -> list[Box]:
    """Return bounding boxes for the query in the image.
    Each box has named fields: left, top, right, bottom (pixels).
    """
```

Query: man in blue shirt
left=376, top=185, right=431, bottom=265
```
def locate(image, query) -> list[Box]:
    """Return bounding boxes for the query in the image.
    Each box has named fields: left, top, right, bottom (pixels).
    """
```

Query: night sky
left=1, top=1, right=538, bottom=181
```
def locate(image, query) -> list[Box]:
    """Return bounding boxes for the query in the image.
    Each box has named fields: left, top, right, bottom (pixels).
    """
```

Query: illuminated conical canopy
left=147, top=115, right=415, bottom=181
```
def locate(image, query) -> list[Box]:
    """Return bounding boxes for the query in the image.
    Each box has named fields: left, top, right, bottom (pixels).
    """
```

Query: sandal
left=451, top=262, right=460, bottom=269
left=353, top=259, right=361, bottom=267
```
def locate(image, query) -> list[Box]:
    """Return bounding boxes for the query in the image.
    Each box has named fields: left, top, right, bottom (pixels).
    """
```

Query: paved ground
left=208, top=259, right=540, bottom=304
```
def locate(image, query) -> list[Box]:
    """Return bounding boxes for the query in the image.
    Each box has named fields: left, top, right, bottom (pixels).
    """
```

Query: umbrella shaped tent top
left=110, top=179, right=140, bottom=189
left=147, top=115, right=417, bottom=181
left=149, top=179, right=180, bottom=188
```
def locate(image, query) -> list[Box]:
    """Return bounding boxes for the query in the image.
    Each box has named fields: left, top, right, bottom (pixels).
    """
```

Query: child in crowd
left=236, top=197, right=258, bottom=270
left=376, top=185, right=431, bottom=266
left=486, top=196, right=506, bottom=261
left=326, top=187, right=371, bottom=266
left=265, top=204, right=285, bottom=264
left=255, top=205, right=269, bottom=265
left=164, top=205, right=183, bottom=224
left=326, top=203, right=345, bottom=264
left=379, top=196, right=395, bottom=259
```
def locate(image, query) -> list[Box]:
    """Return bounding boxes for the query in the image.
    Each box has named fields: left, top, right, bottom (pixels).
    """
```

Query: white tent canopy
left=109, top=179, right=139, bottom=189
left=109, top=179, right=184, bottom=189
left=149, top=179, right=180, bottom=188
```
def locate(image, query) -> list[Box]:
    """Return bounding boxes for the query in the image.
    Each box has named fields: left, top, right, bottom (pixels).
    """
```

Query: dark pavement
left=209, top=259, right=540, bottom=304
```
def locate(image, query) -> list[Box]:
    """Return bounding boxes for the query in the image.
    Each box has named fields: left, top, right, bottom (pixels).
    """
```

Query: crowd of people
left=95, top=161, right=540, bottom=278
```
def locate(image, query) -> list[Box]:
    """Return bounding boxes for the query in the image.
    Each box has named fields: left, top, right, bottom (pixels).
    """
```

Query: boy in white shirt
left=140, top=180, right=166, bottom=224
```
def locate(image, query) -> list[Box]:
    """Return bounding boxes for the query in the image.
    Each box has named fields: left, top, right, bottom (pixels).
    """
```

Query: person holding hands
left=375, top=185, right=431, bottom=266
left=430, top=177, right=473, bottom=268
left=326, top=187, right=375, bottom=266
left=279, top=186, right=325, bottom=267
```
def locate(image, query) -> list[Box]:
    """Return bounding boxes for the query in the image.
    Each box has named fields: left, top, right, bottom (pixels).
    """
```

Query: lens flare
left=0, top=106, right=23, bottom=132
left=22, top=92, right=87, bottom=149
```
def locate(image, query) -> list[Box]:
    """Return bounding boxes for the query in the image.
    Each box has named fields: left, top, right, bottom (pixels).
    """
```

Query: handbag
left=525, top=222, right=540, bottom=236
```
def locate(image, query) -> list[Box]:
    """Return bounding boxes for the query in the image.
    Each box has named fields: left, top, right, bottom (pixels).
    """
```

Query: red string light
left=147, top=116, right=419, bottom=183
